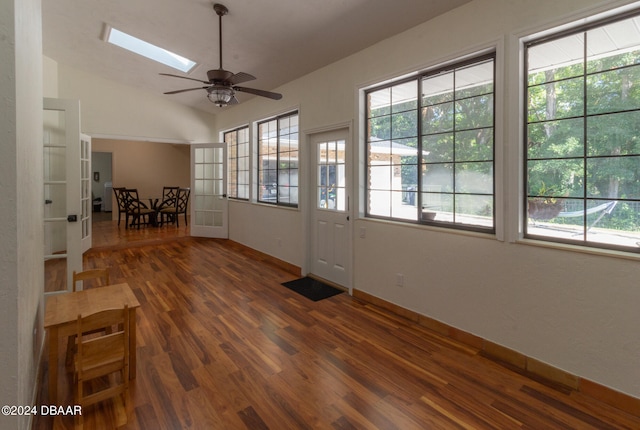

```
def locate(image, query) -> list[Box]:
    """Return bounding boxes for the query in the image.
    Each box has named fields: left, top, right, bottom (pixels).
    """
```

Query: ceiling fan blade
left=234, top=86, right=283, bottom=100
left=228, top=72, right=256, bottom=85
left=159, top=73, right=210, bottom=84
left=164, top=87, right=209, bottom=95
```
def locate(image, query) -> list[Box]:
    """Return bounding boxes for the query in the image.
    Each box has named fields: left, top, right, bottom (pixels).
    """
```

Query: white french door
left=43, top=98, right=86, bottom=295
left=309, top=128, right=351, bottom=288
left=80, top=133, right=92, bottom=254
left=190, top=143, right=228, bottom=238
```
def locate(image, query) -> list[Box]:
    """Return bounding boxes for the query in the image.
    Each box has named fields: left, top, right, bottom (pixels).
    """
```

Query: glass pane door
left=44, top=98, right=82, bottom=295
left=317, top=139, right=346, bottom=211
left=80, top=134, right=92, bottom=253
left=44, top=130, right=68, bottom=292
left=191, top=143, right=228, bottom=238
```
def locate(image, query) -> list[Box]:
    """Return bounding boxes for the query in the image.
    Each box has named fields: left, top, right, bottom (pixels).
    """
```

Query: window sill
left=516, top=237, right=640, bottom=261
left=361, top=216, right=498, bottom=241
left=253, top=201, right=300, bottom=212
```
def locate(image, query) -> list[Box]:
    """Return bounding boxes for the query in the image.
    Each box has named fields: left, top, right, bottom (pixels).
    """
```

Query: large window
left=366, top=54, right=495, bottom=232
left=225, top=126, right=249, bottom=200
left=524, top=12, right=640, bottom=251
left=257, top=112, right=299, bottom=207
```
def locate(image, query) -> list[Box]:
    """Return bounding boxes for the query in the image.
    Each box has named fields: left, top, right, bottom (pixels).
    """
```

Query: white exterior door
left=310, top=128, right=351, bottom=288
left=190, top=143, right=228, bottom=238
left=43, top=98, right=85, bottom=295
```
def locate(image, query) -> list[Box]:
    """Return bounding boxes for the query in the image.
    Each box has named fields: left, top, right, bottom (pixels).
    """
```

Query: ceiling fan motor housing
left=207, top=69, right=233, bottom=83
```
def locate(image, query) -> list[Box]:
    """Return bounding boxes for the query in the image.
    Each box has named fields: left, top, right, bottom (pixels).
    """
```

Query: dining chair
left=159, top=187, right=190, bottom=227
left=156, top=186, right=179, bottom=225
left=74, top=305, right=130, bottom=428
left=123, top=189, right=156, bottom=229
left=67, top=268, right=112, bottom=366
left=162, top=186, right=180, bottom=203
left=72, top=268, right=110, bottom=292
left=113, top=187, right=128, bottom=227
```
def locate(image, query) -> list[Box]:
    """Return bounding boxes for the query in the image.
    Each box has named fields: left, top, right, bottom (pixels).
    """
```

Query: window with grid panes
left=524, top=10, right=640, bottom=252
left=365, top=54, right=495, bottom=232
left=257, top=112, right=299, bottom=207
left=225, top=126, right=249, bottom=200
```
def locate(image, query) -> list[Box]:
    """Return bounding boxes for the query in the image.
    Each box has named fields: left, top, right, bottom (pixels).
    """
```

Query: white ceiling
left=42, top=0, right=471, bottom=115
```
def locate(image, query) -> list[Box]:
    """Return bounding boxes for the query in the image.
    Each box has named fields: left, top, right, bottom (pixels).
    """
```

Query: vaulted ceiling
left=42, top=0, right=471, bottom=114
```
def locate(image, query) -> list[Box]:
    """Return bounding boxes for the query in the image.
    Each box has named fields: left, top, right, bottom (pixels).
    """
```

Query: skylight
left=106, top=26, right=196, bottom=73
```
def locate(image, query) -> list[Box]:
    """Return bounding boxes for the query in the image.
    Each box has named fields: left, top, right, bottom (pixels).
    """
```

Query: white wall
left=43, top=55, right=58, bottom=98
left=212, top=0, right=640, bottom=398
left=229, top=201, right=303, bottom=266
left=1, top=0, right=44, bottom=429
left=55, top=61, right=218, bottom=143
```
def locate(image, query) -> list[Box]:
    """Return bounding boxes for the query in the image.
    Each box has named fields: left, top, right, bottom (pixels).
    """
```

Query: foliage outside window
left=525, top=12, right=640, bottom=251
left=366, top=54, right=495, bottom=232
left=225, top=126, right=249, bottom=200
left=257, top=112, right=299, bottom=207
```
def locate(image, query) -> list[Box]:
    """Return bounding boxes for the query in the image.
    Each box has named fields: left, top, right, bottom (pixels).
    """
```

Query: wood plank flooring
left=35, top=220, right=640, bottom=429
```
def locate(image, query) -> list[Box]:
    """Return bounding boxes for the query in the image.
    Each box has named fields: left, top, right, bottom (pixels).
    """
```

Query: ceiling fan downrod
left=213, top=3, right=228, bottom=71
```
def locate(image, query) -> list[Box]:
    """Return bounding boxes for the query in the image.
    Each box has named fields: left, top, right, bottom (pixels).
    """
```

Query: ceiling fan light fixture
left=207, top=86, right=235, bottom=106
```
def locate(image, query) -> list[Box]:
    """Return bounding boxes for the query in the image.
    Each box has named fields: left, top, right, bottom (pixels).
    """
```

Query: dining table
left=44, top=282, right=140, bottom=404
left=141, top=196, right=163, bottom=226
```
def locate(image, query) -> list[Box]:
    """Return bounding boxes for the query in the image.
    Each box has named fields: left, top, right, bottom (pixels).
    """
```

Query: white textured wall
left=43, top=55, right=57, bottom=98
left=213, top=0, right=640, bottom=398
left=56, top=62, right=217, bottom=143
left=229, top=200, right=303, bottom=267
left=1, top=0, right=44, bottom=429
left=0, top=0, right=20, bottom=421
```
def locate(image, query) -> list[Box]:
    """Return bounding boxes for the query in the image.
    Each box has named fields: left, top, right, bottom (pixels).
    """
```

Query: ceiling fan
left=160, top=3, right=282, bottom=107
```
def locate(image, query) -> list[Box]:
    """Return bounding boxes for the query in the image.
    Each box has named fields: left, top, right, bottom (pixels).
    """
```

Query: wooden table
left=44, top=283, right=140, bottom=403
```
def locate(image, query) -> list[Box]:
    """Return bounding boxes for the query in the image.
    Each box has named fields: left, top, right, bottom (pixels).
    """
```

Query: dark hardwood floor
left=35, top=219, right=640, bottom=429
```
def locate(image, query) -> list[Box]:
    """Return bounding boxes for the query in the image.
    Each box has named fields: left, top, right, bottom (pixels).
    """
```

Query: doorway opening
left=92, top=151, right=113, bottom=222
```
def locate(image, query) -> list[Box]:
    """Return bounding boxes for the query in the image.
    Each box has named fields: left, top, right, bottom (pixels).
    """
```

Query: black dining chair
left=161, top=186, right=179, bottom=204
left=158, top=187, right=190, bottom=227
left=155, top=187, right=179, bottom=221
left=123, top=189, right=156, bottom=229
left=113, top=187, right=128, bottom=227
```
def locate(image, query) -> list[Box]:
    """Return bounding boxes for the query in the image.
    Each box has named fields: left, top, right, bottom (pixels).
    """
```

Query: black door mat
left=281, top=277, right=344, bottom=302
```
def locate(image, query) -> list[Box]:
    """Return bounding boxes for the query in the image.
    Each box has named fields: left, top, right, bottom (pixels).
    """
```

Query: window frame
left=522, top=9, right=640, bottom=253
left=364, top=53, right=497, bottom=233
left=256, top=111, right=299, bottom=208
left=225, top=125, right=250, bottom=201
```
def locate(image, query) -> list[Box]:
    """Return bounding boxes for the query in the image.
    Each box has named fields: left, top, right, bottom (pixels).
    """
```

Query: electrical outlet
left=277, top=238, right=282, bottom=247
left=396, top=273, right=404, bottom=287
left=359, top=227, right=366, bottom=238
